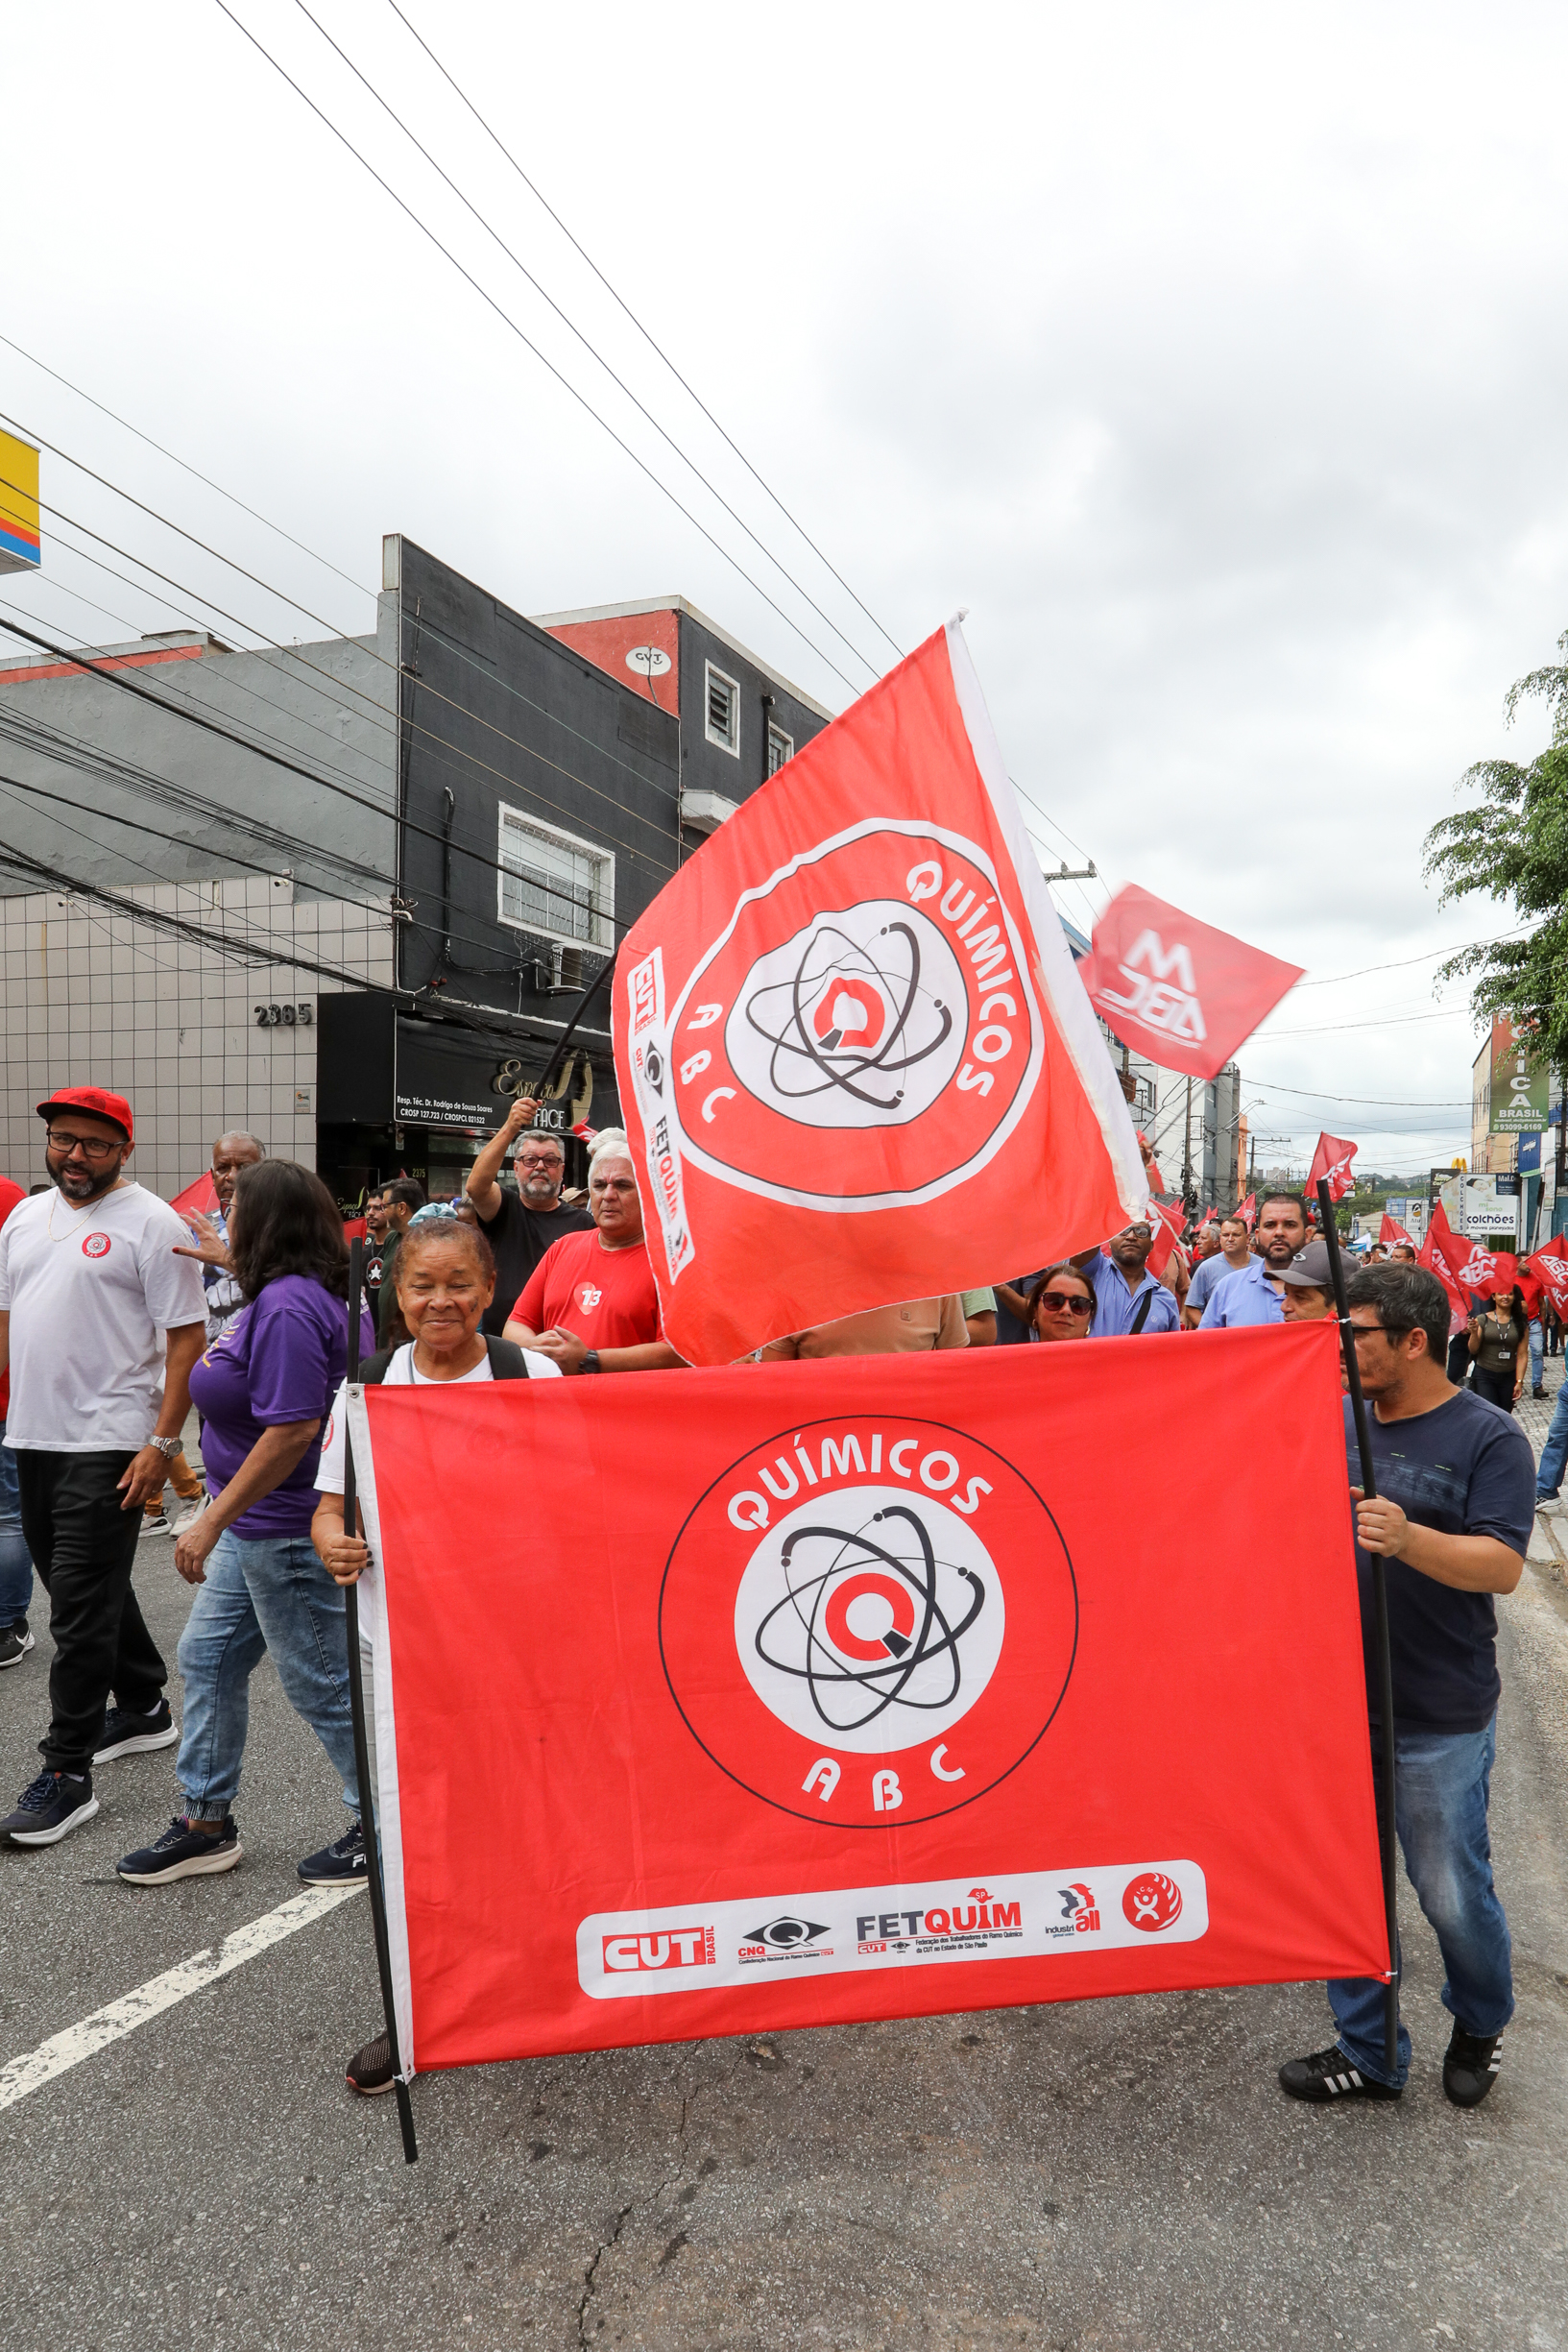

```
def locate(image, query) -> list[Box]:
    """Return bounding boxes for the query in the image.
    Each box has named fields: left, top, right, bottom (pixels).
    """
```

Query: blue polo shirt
left=1186, top=1250, right=1262, bottom=1318
left=1080, top=1251, right=1181, bottom=1337
left=1199, top=1256, right=1284, bottom=1329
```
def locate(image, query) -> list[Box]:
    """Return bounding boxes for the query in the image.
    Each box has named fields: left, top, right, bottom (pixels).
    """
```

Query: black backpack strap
left=484, top=1336, right=532, bottom=1379
left=1128, top=1290, right=1154, bottom=1336
left=358, top=1347, right=395, bottom=1384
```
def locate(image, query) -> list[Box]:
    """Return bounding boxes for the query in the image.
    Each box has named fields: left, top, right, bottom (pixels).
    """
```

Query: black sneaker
left=139, top=1514, right=171, bottom=1539
left=0, top=1623, right=34, bottom=1670
left=298, top=1820, right=367, bottom=1883
left=1, top=1769, right=99, bottom=1846
left=1443, top=2025, right=1503, bottom=2107
left=94, top=1699, right=179, bottom=1763
left=347, top=2031, right=396, bottom=2096
left=117, top=1816, right=243, bottom=1883
left=1278, top=2043, right=1403, bottom=2103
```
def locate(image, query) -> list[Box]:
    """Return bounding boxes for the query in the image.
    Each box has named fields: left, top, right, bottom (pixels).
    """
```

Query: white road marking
left=0, top=1880, right=364, bottom=2113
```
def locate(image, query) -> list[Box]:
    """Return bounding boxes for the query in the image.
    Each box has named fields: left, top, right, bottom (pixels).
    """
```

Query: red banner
left=612, top=623, right=1144, bottom=1365
left=1307, top=1132, right=1358, bottom=1202
left=1076, top=885, right=1303, bottom=1082
left=351, top=1332, right=1387, bottom=2075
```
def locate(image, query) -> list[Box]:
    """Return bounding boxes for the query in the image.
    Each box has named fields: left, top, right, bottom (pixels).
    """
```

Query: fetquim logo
left=82, top=1232, right=111, bottom=1259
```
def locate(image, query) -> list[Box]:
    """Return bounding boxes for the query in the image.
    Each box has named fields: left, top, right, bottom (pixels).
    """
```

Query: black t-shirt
left=478, top=1189, right=595, bottom=1335
left=996, top=1273, right=1047, bottom=1346
left=1345, top=1390, right=1534, bottom=1733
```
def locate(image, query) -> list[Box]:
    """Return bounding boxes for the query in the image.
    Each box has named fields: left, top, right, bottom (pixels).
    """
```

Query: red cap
left=36, top=1086, right=134, bottom=1143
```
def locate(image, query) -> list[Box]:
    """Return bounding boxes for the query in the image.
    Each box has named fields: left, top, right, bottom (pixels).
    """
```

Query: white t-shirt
left=0, top=1181, right=208, bottom=1451
left=315, top=1341, right=561, bottom=1493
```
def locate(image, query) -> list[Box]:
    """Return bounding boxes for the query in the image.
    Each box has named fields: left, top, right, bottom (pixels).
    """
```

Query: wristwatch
left=579, top=1349, right=601, bottom=1376
left=147, top=1435, right=182, bottom=1460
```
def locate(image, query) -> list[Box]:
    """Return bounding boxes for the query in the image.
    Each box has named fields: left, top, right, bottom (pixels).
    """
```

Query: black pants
left=14, top=1450, right=166, bottom=1776
left=1446, top=1334, right=1472, bottom=1386
left=1470, top=1366, right=1516, bottom=1414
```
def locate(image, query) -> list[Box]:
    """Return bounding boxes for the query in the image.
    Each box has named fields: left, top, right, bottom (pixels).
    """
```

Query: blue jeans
left=1537, top=1383, right=1568, bottom=1499
left=175, top=1528, right=360, bottom=1824
left=1329, top=1716, right=1512, bottom=2087
left=1529, top=1319, right=1543, bottom=1392
left=0, top=1439, right=34, bottom=1626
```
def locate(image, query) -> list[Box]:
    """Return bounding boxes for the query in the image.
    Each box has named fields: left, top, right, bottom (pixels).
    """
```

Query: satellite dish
left=625, top=644, right=672, bottom=679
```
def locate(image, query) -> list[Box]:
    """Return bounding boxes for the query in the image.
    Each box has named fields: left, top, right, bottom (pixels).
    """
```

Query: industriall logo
left=658, top=1414, right=1077, bottom=1829
left=648, top=821, right=1047, bottom=1213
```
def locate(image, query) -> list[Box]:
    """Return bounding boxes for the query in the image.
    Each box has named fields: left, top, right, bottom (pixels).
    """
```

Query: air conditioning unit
left=550, top=943, right=584, bottom=994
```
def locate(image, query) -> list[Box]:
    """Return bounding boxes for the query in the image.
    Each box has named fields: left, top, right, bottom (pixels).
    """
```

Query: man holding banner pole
left=1279, top=1254, right=1534, bottom=2109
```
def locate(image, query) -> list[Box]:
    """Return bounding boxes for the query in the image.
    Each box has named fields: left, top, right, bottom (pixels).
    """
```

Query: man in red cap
left=0, top=1089, right=206, bottom=1847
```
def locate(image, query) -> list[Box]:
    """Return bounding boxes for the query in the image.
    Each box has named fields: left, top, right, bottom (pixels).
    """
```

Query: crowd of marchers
left=0, top=1082, right=1541, bottom=2119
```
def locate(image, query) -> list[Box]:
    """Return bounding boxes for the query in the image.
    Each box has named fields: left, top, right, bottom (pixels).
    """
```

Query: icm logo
left=1122, top=1872, right=1183, bottom=1933
left=82, top=1232, right=111, bottom=1259
left=601, top=1926, right=715, bottom=1973
left=1098, top=931, right=1206, bottom=1047
left=741, top=1916, right=830, bottom=1951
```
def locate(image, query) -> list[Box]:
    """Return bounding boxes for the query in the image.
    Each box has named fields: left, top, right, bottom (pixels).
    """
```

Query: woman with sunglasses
left=1027, top=1264, right=1097, bottom=1341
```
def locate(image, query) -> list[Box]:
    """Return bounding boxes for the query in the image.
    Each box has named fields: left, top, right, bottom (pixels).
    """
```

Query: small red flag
left=1379, top=1213, right=1414, bottom=1247
left=1239, top=1192, right=1257, bottom=1231
left=1077, top=885, right=1303, bottom=1082
left=1307, top=1133, right=1358, bottom=1203
left=1146, top=1197, right=1187, bottom=1281
left=1527, top=1237, right=1568, bottom=1317
left=170, top=1172, right=218, bottom=1220
left=1418, top=1213, right=1466, bottom=1327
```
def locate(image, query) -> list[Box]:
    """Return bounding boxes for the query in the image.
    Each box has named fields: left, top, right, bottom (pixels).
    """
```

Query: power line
left=211, top=0, right=873, bottom=701
left=289, top=0, right=885, bottom=689
left=1246, top=1079, right=1472, bottom=1107
left=384, top=0, right=905, bottom=668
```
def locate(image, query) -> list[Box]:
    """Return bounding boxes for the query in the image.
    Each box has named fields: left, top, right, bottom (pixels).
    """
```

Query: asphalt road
left=2, top=1442, right=1567, bottom=2350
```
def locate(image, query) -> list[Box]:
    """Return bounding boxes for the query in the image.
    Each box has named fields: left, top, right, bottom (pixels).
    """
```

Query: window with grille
left=497, top=806, right=613, bottom=946
left=705, top=662, right=740, bottom=756
left=766, top=723, right=793, bottom=776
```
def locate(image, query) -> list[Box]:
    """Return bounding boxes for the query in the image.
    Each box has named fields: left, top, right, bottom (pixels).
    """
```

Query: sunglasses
left=1037, top=1291, right=1093, bottom=1316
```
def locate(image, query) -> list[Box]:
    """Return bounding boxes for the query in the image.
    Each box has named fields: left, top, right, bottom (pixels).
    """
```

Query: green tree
left=1423, top=630, right=1568, bottom=1061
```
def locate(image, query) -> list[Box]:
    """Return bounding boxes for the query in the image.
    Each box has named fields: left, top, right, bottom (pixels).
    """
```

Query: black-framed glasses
left=1350, top=1321, right=1411, bottom=1342
left=46, top=1128, right=122, bottom=1161
left=1037, top=1292, right=1093, bottom=1316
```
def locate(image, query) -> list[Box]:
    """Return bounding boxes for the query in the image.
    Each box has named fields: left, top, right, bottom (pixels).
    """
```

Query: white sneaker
left=139, top=1514, right=171, bottom=1539
left=1538, top=1495, right=1563, bottom=1516
left=170, top=1500, right=209, bottom=1537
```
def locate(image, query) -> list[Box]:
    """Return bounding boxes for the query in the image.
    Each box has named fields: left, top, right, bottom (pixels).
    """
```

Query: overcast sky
left=7, top=0, right=1567, bottom=1173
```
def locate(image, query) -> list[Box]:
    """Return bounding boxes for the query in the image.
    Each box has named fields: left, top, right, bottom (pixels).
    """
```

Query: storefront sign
left=394, top=1020, right=510, bottom=1128
left=1489, top=1017, right=1550, bottom=1134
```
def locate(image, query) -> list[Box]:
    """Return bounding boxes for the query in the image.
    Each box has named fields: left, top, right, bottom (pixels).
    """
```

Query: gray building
left=0, top=540, right=830, bottom=1206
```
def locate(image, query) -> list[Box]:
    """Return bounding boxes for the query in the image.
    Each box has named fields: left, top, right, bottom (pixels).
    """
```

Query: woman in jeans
left=1466, top=1284, right=1529, bottom=1414
left=116, top=1162, right=372, bottom=1885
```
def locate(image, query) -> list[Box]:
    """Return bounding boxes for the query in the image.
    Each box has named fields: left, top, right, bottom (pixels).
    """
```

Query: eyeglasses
left=46, top=1128, right=122, bottom=1161
left=1037, top=1292, right=1093, bottom=1316
left=1350, top=1321, right=1411, bottom=1342
left=517, top=1152, right=564, bottom=1170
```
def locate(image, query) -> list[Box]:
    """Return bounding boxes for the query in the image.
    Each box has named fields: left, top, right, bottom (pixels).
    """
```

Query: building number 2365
left=253, top=1002, right=314, bottom=1027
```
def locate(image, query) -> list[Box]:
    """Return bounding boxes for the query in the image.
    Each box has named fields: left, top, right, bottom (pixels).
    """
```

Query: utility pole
left=1182, top=1074, right=1194, bottom=1212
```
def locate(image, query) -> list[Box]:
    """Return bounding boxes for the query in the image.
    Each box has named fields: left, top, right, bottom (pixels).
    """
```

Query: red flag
left=1307, top=1133, right=1358, bottom=1202
left=1527, top=1238, right=1568, bottom=1318
left=1379, top=1214, right=1414, bottom=1248
left=351, top=1334, right=1387, bottom=2073
left=1137, top=1130, right=1168, bottom=1193
left=1418, top=1213, right=1466, bottom=1326
left=614, top=623, right=1144, bottom=1364
left=1146, top=1197, right=1186, bottom=1280
left=1429, top=1208, right=1519, bottom=1300
left=1075, top=885, right=1303, bottom=1082
left=1238, top=1192, right=1257, bottom=1231
left=170, top=1172, right=218, bottom=1219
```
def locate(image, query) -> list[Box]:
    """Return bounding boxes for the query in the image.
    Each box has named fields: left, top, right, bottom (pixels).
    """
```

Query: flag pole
left=343, top=1237, right=419, bottom=2165
left=1317, top=1180, right=1400, bottom=2076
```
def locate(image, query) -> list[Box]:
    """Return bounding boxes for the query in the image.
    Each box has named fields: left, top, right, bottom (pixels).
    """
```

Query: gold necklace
left=45, top=1183, right=116, bottom=1241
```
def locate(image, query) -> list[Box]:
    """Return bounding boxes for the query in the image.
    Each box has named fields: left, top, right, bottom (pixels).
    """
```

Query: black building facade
left=315, top=543, right=832, bottom=1207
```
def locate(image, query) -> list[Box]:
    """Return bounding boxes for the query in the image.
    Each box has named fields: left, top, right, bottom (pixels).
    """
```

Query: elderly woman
left=1027, top=1263, right=1097, bottom=1343
left=503, top=1138, right=684, bottom=1375
left=116, top=1161, right=373, bottom=1888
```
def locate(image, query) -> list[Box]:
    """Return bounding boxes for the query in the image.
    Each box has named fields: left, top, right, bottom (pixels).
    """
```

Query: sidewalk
left=1514, top=1344, right=1567, bottom=1588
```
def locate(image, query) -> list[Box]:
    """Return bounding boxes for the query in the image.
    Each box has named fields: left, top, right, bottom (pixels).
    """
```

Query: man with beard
left=465, top=1095, right=593, bottom=1336
left=1199, top=1193, right=1308, bottom=1329
left=0, top=1089, right=205, bottom=1846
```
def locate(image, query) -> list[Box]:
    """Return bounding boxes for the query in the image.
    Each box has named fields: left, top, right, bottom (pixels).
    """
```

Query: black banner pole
left=342, top=1236, right=419, bottom=2164
left=533, top=950, right=617, bottom=1103
left=1317, top=1180, right=1400, bottom=2076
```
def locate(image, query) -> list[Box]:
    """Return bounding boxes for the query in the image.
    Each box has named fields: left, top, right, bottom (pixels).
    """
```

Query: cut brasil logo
left=658, top=1414, right=1078, bottom=1829
left=626, top=821, right=1048, bottom=1226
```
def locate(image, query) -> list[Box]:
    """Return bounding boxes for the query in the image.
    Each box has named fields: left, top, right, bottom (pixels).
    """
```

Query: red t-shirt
left=0, top=1176, right=24, bottom=1418
left=515, top=1227, right=663, bottom=1350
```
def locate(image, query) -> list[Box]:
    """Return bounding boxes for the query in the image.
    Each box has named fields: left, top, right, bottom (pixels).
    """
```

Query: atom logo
left=82, top=1232, right=111, bottom=1259
left=726, top=901, right=964, bottom=1128
left=1122, top=1872, right=1183, bottom=1932
left=745, top=1499, right=993, bottom=1746
left=659, top=1415, right=1078, bottom=1829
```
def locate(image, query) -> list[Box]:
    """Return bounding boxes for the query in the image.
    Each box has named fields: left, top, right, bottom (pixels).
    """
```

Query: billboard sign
left=1489, top=1018, right=1550, bottom=1134
left=0, top=427, right=40, bottom=575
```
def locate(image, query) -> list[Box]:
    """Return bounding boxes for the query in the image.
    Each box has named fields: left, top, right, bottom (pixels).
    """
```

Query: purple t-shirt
left=189, top=1275, right=374, bottom=1538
